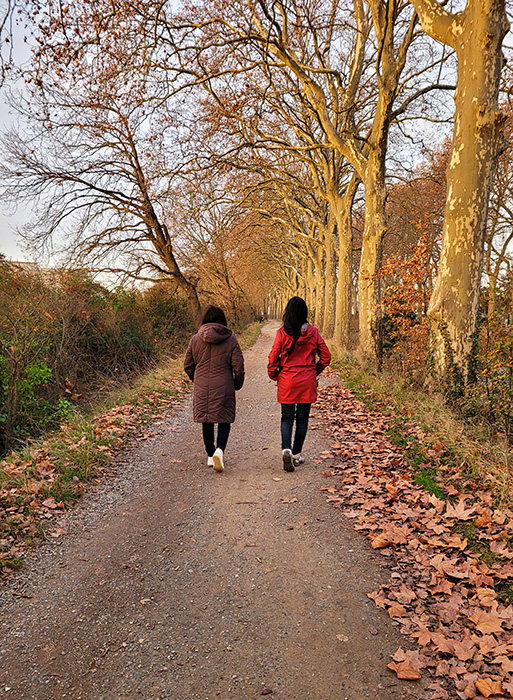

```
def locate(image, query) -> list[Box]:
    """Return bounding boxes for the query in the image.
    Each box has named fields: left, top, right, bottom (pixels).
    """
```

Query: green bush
left=0, top=262, right=193, bottom=454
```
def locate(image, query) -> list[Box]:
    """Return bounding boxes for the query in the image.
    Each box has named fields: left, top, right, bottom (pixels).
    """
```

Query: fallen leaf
left=49, top=528, right=66, bottom=538
left=489, top=541, right=513, bottom=559
left=369, top=532, right=395, bottom=549
left=387, top=602, right=408, bottom=618
left=476, top=588, right=497, bottom=607
left=281, top=497, right=298, bottom=504
left=444, top=499, right=478, bottom=521
left=469, top=610, right=504, bottom=635
left=475, top=677, right=503, bottom=698
left=387, top=660, right=422, bottom=680
left=412, top=628, right=432, bottom=646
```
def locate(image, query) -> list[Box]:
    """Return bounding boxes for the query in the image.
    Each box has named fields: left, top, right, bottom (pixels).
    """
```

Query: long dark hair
left=201, top=305, right=227, bottom=326
left=282, top=296, right=308, bottom=339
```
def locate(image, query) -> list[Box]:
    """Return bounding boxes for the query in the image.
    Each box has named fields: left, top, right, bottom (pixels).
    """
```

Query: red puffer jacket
left=267, top=324, right=331, bottom=404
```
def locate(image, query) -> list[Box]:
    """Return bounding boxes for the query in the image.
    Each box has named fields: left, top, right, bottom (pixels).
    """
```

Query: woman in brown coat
left=184, top=306, right=245, bottom=472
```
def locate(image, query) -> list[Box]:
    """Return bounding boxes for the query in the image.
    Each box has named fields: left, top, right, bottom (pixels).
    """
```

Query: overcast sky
left=0, top=20, right=33, bottom=262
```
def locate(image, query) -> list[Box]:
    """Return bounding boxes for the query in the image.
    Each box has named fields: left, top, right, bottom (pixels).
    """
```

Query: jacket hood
left=198, top=322, right=233, bottom=344
left=283, top=322, right=314, bottom=344
left=297, top=323, right=314, bottom=344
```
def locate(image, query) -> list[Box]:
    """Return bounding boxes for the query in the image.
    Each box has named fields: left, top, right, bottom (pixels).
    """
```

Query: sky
left=0, top=117, right=29, bottom=261
left=0, top=18, right=34, bottom=262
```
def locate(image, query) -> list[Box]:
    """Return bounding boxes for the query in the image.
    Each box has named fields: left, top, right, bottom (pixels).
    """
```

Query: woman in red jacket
left=267, top=297, right=331, bottom=471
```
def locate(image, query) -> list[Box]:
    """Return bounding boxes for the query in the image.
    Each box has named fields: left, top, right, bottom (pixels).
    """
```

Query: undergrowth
left=331, top=349, right=513, bottom=507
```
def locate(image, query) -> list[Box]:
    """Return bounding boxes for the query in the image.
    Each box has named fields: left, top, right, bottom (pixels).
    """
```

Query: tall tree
left=409, top=0, right=509, bottom=389
left=172, top=0, right=452, bottom=364
left=485, top=106, right=513, bottom=318
left=0, top=1, right=203, bottom=320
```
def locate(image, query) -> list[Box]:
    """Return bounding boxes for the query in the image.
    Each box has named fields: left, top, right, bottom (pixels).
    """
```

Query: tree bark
left=333, top=176, right=359, bottom=349
left=358, top=151, right=387, bottom=367
left=411, top=0, right=509, bottom=386
left=305, top=249, right=316, bottom=313
left=322, top=223, right=337, bottom=339
left=313, top=243, right=325, bottom=329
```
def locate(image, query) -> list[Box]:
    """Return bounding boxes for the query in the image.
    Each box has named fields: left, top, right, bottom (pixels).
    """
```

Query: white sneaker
left=213, top=447, right=224, bottom=472
left=207, top=456, right=214, bottom=467
left=282, top=448, right=294, bottom=472
left=293, top=453, right=305, bottom=467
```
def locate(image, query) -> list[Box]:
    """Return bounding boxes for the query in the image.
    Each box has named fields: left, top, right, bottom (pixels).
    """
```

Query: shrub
left=464, top=310, right=513, bottom=445
left=380, top=226, right=436, bottom=383
left=0, top=263, right=193, bottom=454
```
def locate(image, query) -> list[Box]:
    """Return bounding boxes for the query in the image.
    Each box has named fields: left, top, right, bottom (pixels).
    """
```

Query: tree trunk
left=147, top=212, right=202, bottom=325
left=322, top=225, right=337, bottom=338
left=358, top=146, right=387, bottom=367
left=411, top=0, right=509, bottom=387
left=305, top=253, right=315, bottom=313
left=313, top=244, right=325, bottom=329
left=334, top=177, right=359, bottom=349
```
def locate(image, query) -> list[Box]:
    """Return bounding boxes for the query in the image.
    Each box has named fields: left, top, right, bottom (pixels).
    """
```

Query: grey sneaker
left=282, top=449, right=294, bottom=472
left=293, top=453, right=305, bottom=467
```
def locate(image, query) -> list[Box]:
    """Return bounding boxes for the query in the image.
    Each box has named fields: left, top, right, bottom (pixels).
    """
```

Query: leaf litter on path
left=315, top=382, right=513, bottom=700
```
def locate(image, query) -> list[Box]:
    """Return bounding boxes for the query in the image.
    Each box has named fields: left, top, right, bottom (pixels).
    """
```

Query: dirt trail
left=0, top=322, right=430, bottom=700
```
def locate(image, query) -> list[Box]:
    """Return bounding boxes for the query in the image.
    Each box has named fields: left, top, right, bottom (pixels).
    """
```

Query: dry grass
left=331, top=349, right=513, bottom=506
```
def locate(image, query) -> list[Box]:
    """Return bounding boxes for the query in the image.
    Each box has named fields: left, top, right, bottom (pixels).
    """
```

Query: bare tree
left=0, top=6, right=203, bottom=320
left=160, top=0, right=454, bottom=364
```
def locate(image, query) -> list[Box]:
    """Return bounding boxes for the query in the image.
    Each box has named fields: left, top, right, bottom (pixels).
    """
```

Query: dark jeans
left=280, top=403, right=311, bottom=454
left=202, top=422, right=231, bottom=456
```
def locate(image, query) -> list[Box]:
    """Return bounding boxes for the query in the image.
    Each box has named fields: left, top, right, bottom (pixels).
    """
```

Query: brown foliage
left=315, top=382, right=513, bottom=699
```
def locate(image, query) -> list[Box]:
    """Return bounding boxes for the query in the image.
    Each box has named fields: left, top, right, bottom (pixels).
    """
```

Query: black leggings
left=202, top=422, right=231, bottom=457
left=280, top=403, right=311, bottom=454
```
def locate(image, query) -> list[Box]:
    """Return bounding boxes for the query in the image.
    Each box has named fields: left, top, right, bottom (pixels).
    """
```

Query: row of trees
left=0, top=0, right=511, bottom=398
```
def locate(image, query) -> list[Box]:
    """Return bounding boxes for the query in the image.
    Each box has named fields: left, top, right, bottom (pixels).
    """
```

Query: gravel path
left=0, top=322, right=430, bottom=700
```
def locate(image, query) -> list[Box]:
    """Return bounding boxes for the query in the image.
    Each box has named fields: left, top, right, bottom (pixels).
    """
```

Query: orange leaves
left=469, top=610, right=505, bottom=635
left=368, top=525, right=409, bottom=549
left=444, top=499, right=479, bottom=521
left=387, top=659, right=422, bottom=680
left=489, top=541, right=513, bottom=559
left=476, top=588, right=497, bottom=607
left=387, top=602, right=408, bottom=618
left=320, top=485, right=337, bottom=493
left=315, top=382, right=513, bottom=699
left=475, top=677, right=504, bottom=698
left=387, top=649, right=423, bottom=680
left=395, top=583, right=416, bottom=604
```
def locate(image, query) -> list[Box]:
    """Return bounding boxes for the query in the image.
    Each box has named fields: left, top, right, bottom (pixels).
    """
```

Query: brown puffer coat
left=184, top=323, right=245, bottom=424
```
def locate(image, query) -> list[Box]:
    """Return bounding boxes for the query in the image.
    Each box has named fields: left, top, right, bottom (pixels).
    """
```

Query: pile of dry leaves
left=315, top=383, right=513, bottom=700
